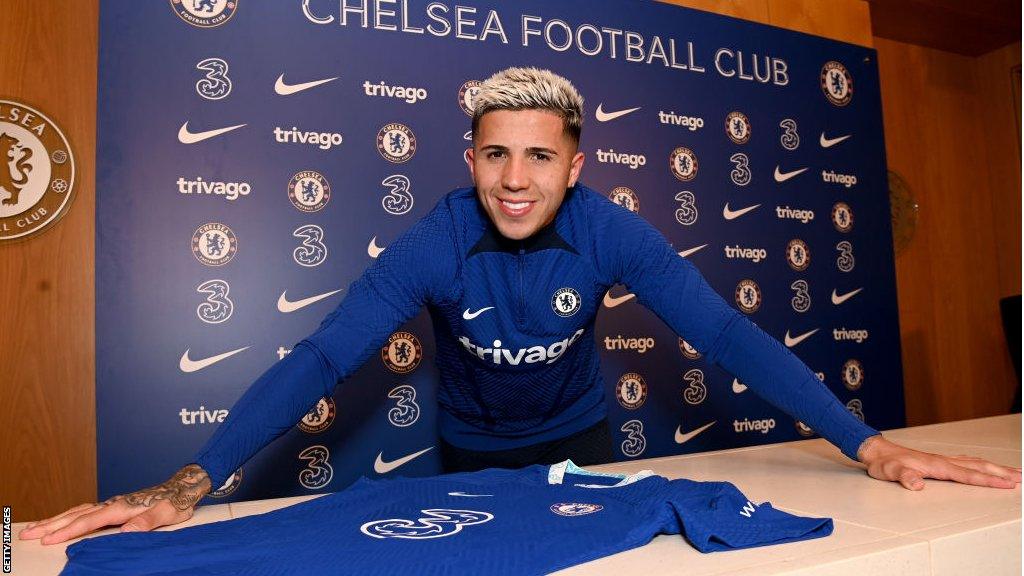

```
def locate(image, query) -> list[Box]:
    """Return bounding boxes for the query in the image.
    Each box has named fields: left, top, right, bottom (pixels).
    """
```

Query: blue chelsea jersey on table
left=192, top=184, right=878, bottom=489
left=62, top=460, right=834, bottom=575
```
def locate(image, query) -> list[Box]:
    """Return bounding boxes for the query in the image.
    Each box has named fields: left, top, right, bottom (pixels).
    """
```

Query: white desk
left=10, top=414, right=1021, bottom=575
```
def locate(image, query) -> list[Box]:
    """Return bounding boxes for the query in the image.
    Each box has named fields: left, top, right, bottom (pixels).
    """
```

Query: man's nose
left=501, top=155, right=528, bottom=192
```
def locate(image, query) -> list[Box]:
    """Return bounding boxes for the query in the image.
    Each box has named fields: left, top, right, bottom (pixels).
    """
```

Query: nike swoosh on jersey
left=819, top=132, right=852, bottom=148
left=447, top=492, right=494, bottom=497
left=602, top=291, right=636, bottom=308
left=179, top=346, right=251, bottom=373
left=374, top=446, right=434, bottom=474
left=773, top=166, right=809, bottom=183
left=784, top=328, right=820, bottom=347
left=722, top=203, right=761, bottom=220
left=595, top=103, right=641, bottom=122
left=678, top=244, right=708, bottom=258
left=273, top=74, right=339, bottom=96
left=831, top=287, right=863, bottom=305
left=462, top=307, right=494, bottom=320
left=732, top=379, right=748, bottom=393
left=277, top=288, right=343, bottom=313
left=367, top=236, right=386, bottom=258
left=674, top=421, right=716, bottom=444
left=177, top=121, right=247, bottom=144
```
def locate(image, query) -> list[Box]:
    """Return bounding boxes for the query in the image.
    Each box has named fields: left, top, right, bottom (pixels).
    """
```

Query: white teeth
left=502, top=201, right=530, bottom=210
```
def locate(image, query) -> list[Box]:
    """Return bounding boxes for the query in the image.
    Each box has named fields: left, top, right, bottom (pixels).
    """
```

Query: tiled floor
left=10, top=414, right=1021, bottom=575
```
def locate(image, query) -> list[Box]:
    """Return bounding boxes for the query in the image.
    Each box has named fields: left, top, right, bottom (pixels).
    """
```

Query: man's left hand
left=858, top=435, right=1022, bottom=490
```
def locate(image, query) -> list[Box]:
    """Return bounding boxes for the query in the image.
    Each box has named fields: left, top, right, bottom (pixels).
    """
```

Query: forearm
left=190, top=342, right=335, bottom=490
left=707, top=313, right=879, bottom=461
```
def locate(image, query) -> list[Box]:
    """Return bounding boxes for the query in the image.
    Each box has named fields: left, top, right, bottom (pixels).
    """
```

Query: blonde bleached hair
left=471, top=67, right=584, bottom=144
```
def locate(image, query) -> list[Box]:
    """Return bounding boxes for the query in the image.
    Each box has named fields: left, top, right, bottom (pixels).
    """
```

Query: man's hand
left=857, top=435, right=1022, bottom=490
left=18, top=464, right=212, bottom=545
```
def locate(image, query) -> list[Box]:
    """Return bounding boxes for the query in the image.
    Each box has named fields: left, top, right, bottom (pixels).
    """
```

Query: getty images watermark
left=3, top=506, right=11, bottom=573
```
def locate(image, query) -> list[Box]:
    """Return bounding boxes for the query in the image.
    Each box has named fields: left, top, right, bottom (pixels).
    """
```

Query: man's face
left=465, top=109, right=585, bottom=240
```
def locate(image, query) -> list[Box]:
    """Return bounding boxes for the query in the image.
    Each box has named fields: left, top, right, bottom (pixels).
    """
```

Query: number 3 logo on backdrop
left=195, top=57, right=232, bottom=100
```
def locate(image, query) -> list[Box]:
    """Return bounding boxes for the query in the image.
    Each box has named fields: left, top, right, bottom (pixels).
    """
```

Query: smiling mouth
left=498, top=198, right=536, bottom=217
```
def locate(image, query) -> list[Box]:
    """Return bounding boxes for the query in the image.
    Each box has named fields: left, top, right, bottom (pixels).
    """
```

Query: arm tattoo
left=122, top=464, right=212, bottom=511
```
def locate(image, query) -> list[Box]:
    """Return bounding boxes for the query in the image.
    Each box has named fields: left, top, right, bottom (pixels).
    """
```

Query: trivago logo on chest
left=458, top=329, right=585, bottom=365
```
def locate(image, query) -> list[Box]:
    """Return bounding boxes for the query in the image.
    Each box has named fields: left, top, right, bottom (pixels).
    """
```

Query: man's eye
left=532, top=153, right=550, bottom=161
left=487, top=151, right=505, bottom=159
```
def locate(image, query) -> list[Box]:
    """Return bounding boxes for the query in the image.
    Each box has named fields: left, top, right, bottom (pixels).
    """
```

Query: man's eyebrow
left=526, top=146, right=559, bottom=156
left=478, top=144, right=559, bottom=156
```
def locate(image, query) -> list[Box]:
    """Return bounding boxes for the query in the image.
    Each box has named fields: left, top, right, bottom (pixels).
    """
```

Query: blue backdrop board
left=97, top=0, right=904, bottom=503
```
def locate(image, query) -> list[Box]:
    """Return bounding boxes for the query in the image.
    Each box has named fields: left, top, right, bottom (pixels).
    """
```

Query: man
left=22, top=67, right=1021, bottom=545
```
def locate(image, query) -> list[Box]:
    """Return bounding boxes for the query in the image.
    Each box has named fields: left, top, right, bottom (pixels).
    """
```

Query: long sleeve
left=191, top=201, right=459, bottom=490
left=589, top=193, right=877, bottom=461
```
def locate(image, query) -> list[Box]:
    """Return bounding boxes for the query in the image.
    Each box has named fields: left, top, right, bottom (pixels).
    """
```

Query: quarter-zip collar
left=468, top=186, right=580, bottom=257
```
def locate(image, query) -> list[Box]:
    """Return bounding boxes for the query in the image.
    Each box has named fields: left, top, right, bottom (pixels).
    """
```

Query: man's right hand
left=18, top=464, right=212, bottom=545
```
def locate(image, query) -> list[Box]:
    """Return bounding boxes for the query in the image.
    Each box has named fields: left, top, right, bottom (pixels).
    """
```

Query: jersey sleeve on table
left=587, top=193, right=878, bottom=461
left=191, top=202, right=459, bottom=490
left=663, top=479, right=833, bottom=552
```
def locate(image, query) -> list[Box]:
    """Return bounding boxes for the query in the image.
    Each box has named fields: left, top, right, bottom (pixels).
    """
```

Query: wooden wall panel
left=658, top=0, right=772, bottom=24
left=975, top=42, right=1022, bottom=300
left=0, top=1, right=98, bottom=521
left=766, top=0, right=874, bottom=47
left=874, top=37, right=1018, bottom=425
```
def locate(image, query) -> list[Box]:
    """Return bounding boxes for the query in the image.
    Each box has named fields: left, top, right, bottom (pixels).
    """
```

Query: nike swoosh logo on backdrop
left=462, top=307, right=494, bottom=320
left=784, top=328, right=820, bottom=347
left=367, top=236, right=386, bottom=258
left=773, top=166, right=809, bottom=183
left=595, top=103, right=641, bottom=122
left=678, top=244, right=708, bottom=258
left=732, top=379, right=748, bottom=393
left=277, top=289, right=343, bottom=313
left=177, top=122, right=247, bottom=144
left=674, top=421, right=716, bottom=444
left=179, top=346, right=250, bottom=373
left=602, top=291, right=636, bottom=308
left=723, top=203, right=761, bottom=220
left=448, top=492, right=494, bottom=497
left=831, top=287, right=863, bottom=305
left=274, top=74, right=339, bottom=96
left=820, top=132, right=852, bottom=148
left=463, top=130, right=473, bottom=141
left=374, top=446, right=434, bottom=474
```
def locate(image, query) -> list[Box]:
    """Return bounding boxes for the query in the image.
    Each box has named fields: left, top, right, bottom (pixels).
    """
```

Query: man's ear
left=464, top=147, right=475, bottom=180
left=567, top=150, right=585, bottom=188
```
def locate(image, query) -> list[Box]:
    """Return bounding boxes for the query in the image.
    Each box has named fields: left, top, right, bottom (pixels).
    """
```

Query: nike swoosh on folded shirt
left=448, top=492, right=494, bottom=497
left=784, top=328, right=819, bottom=347
left=274, top=74, right=339, bottom=96
left=277, top=289, right=343, bottom=313
left=462, top=307, right=494, bottom=320
left=820, top=132, right=852, bottom=148
left=678, top=244, right=708, bottom=258
left=367, top=236, right=386, bottom=258
left=732, top=379, right=748, bottom=393
left=722, top=203, right=761, bottom=220
left=602, top=291, right=636, bottom=308
left=831, top=287, right=863, bottom=305
left=674, top=421, right=716, bottom=444
left=179, top=346, right=250, bottom=373
left=374, top=446, right=434, bottom=474
left=595, top=103, right=641, bottom=122
left=773, top=166, right=809, bottom=182
left=177, top=121, right=247, bottom=144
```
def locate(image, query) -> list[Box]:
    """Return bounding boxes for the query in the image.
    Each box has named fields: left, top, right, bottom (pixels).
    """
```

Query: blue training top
left=192, top=183, right=878, bottom=489
left=62, top=460, right=833, bottom=575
